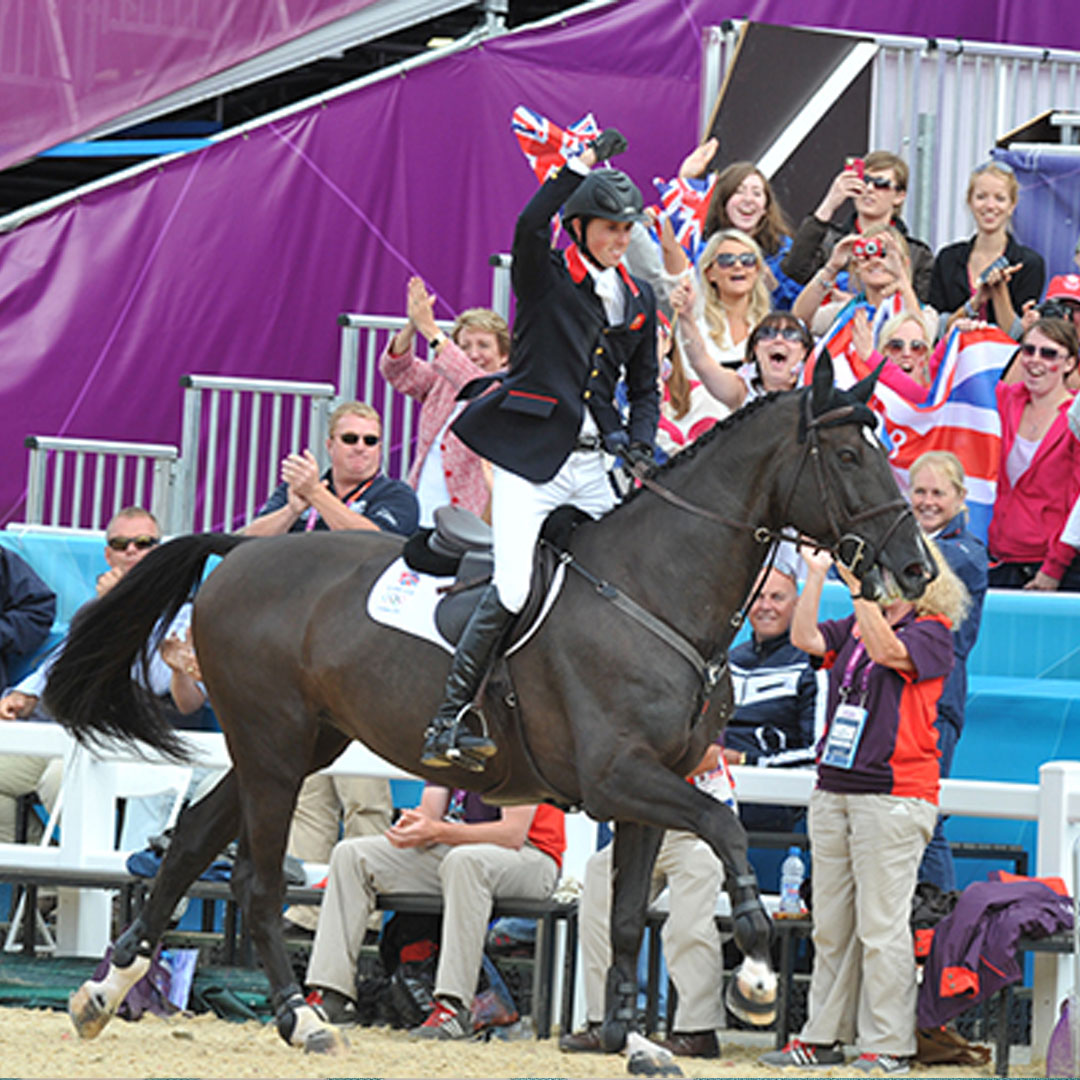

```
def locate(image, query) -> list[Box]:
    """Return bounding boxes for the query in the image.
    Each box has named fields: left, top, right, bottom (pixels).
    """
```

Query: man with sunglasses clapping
left=245, top=401, right=418, bottom=539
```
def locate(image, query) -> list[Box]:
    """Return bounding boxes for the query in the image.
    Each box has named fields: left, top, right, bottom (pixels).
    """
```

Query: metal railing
left=23, top=435, right=179, bottom=531
left=700, top=23, right=1080, bottom=252
left=175, top=374, right=336, bottom=533
left=870, top=35, right=1080, bottom=249
left=336, top=315, right=454, bottom=485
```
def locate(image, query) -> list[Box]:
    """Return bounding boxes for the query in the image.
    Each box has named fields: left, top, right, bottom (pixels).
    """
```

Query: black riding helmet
left=563, top=169, right=647, bottom=265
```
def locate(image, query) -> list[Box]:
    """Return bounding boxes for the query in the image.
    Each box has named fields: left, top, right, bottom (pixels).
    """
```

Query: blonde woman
left=763, top=539, right=966, bottom=1074
left=693, top=228, right=774, bottom=367
left=907, top=451, right=988, bottom=892
left=794, top=224, right=931, bottom=341
left=931, top=161, right=1045, bottom=334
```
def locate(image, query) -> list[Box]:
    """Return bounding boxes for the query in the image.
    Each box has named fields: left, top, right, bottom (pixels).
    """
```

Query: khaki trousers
left=284, top=774, right=392, bottom=930
left=800, top=789, right=935, bottom=1056
left=579, top=830, right=725, bottom=1032
left=306, top=833, right=558, bottom=1007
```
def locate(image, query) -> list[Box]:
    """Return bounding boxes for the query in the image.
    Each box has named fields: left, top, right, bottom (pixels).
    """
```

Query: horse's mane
left=615, top=388, right=792, bottom=512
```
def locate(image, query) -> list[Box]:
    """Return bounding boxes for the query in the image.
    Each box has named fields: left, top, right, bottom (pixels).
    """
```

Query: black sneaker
left=306, top=987, right=357, bottom=1027
left=759, top=1038, right=845, bottom=1068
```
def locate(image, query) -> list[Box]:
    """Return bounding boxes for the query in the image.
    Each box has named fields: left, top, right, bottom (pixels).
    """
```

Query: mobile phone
left=844, top=156, right=865, bottom=180
left=979, top=254, right=1009, bottom=284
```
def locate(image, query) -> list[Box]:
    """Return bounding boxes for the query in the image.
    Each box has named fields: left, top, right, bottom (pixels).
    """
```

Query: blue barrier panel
left=0, top=531, right=102, bottom=625
left=0, top=530, right=103, bottom=683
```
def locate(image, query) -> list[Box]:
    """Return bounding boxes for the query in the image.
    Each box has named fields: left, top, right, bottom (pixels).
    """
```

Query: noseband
left=792, top=392, right=914, bottom=578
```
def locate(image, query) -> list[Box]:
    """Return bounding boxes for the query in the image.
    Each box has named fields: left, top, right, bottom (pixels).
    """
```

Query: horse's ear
left=810, top=350, right=834, bottom=414
left=851, top=358, right=887, bottom=404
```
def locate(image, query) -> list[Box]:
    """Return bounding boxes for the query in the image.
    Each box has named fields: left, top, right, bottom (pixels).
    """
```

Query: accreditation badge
left=821, top=702, right=867, bottom=769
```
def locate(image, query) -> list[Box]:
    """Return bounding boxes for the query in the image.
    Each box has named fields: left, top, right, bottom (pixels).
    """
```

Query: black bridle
left=555, top=387, right=919, bottom=717
left=632, top=389, right=914, bottom=625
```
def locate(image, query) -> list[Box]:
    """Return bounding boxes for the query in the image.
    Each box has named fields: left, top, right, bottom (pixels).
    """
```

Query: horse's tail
left=43, top=532, right=250, bottom=762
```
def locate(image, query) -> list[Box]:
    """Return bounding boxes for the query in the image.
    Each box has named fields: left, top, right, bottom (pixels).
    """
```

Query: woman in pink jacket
left=988, top=317, right=1080, bottom=590
left=380, top=278, right=509, bottom=525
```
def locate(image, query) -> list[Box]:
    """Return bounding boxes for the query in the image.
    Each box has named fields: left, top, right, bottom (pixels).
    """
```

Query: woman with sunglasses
left=699, top=158, right=801, bottom=310
left=691, top=229, right=774, bottom=369
left=849, top=309, right=938, bottom=405
left=793, top=225, right=931, bottom=343
left=381, top=277, right=510, bottom=526
left=930, top=162, right=1045, bottom=337
left=987, top=317, right=1080, bottom=590
left=671, top=275, right=810, bottom=411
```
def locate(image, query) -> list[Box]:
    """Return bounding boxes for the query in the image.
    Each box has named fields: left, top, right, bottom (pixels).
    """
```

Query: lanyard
left=304, top=475, right=375, bottom=531
left=838, top=638, right=873, bottom=705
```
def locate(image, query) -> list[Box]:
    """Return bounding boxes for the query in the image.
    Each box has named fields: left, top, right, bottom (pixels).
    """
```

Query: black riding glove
left=590, top=128, right=627, bottom=163
left=625, top=441, right=656, bottom=476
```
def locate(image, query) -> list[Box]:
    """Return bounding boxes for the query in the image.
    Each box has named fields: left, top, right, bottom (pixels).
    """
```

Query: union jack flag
left=511, top=106, right=600, bottom=184
left=805, top=303, right=1017, bottom=541
left=653, top=174, right=717, bottom=262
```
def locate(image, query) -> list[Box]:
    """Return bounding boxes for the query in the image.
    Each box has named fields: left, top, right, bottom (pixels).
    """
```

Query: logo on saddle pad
left=366, top=557, right=565, bottom=655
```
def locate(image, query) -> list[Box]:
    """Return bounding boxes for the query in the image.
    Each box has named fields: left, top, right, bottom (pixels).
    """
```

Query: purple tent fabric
left=0, top=0, right=1070, bottom=526
left=0, top=1, right=381, bottom=172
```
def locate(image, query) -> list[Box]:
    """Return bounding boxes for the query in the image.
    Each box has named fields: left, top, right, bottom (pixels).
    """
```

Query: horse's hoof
left=303, top=1026, right=349, bottom=1055
left=725, top=972, right=777, bottom=1028
left=602, top=1018, right=629, bottom=1053
left=625, top=1033, right=684, bottom=1077
left=68, top=985, right=113, bottom=1040
left=627, top=1050, right=684, bottom=1077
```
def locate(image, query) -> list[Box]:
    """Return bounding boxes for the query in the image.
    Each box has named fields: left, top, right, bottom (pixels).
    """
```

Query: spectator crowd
left=2, top=120, right=1078, bottom=1075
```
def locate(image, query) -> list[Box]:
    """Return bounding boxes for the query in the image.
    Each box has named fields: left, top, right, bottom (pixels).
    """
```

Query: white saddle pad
left=366, top=557, right=567, bottom=655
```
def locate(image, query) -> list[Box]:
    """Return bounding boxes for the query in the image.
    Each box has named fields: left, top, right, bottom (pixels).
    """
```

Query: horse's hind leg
left=601, top=821, right=663, bottom=1054
left=69, top=771, right=241, bottom=1039
left=230, top=769, right=347, bottom=1055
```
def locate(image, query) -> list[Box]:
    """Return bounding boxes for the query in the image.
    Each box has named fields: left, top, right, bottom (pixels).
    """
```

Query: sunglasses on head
left=106, top=535, right=159, bottom=552
left=339, top=432, right=380, bottom=446
left=883, top=338, right=929, bottom=357
left=864, top=175, right=897, bottom=191
left=1020, top=343, right=1067, bottom=361
left=757, top=326, right=805, bottom=343
left=713, top=252, right=758, bottom=269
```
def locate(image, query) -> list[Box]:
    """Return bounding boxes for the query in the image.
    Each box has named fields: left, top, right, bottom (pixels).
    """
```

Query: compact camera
left=852, top=237, right=884, bottom=259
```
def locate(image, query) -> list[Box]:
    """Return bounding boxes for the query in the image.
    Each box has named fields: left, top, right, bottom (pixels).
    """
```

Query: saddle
left=401, top=504, right=586, bottom=646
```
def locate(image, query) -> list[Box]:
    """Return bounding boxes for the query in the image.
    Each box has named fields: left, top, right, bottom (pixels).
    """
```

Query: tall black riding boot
left=420, top=585, right=513, bottom=770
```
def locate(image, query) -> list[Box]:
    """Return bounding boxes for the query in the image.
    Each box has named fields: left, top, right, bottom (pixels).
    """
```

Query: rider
left=420, top=129, right=660, bottom=770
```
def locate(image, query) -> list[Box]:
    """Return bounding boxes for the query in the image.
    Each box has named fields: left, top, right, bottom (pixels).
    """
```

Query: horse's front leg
left=601, top=820, right=663, bottom=1053
left=586, top=756, right=777, bottom=1032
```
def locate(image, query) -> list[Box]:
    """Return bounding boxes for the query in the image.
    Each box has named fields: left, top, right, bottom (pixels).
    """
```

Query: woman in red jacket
left=989, top=317, right=1080, bottom=590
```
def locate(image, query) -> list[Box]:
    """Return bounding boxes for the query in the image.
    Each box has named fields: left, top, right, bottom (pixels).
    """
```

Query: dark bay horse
left=44, top=353, right=934, bottom=1058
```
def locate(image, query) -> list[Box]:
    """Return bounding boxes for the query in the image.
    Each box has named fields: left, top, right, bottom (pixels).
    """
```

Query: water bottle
left=778, top=845, right=805, bottom=916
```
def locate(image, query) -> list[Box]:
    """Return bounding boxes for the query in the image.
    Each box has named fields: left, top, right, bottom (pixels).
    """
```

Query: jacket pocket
left=500, top=389, right=558, bottom=418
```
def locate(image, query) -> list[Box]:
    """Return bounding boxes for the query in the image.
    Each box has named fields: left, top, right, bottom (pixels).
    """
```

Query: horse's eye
left=837, top=447, right=859, bottom=467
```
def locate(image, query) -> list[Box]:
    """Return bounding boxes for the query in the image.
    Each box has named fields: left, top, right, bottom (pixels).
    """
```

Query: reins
left=543, top=388, right=915, bottom=722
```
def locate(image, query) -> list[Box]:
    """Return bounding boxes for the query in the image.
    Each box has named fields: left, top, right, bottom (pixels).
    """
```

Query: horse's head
left=780, top=351, right=936, bottom=601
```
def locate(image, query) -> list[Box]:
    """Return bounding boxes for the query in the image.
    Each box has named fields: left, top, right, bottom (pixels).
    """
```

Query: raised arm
left=670, top=276, right=747, bottom=409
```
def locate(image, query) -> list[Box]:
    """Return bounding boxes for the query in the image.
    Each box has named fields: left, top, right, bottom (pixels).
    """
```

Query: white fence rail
left=23, top=435, right=179, bottom=533
left=175, top=374, right=337, bottom=533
